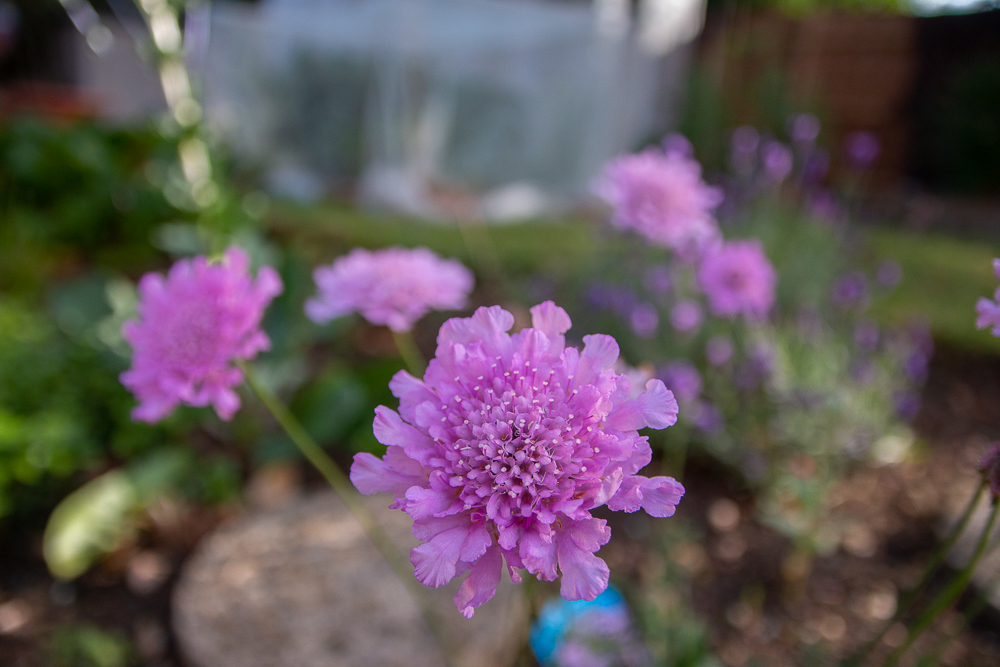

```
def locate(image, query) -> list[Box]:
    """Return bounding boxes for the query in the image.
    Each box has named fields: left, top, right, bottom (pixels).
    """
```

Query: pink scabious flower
left=121, top=247, right=282, bottom=423
left=976, top=259, right=1000, bottom=336
left=593, top=141, right=723, bottom=257
left=351, top=302, right=683, bottom=617
left=697, top=240, right=777, bottom=320
left=305, top=246, right=474, bottom=333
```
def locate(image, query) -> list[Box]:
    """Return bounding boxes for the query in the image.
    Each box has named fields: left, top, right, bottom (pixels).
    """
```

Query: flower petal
left=453, top=544, right=503, bottom=618
left=411, top=523, right=471, bottom=587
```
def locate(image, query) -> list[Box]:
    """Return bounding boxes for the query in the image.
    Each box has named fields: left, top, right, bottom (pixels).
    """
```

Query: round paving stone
left=173, top=491, right=528, bottom=667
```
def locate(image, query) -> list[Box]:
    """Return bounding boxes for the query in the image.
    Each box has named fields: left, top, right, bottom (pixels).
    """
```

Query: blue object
left=529, top=586, right=628, bottom=666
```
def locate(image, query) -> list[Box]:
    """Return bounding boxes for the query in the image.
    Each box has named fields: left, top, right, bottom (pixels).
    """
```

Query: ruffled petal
left=453, top=544, right=503, bottom=618
left=350, top=450, right=424, bottom=496
left=575, top=335, right=620, bottom=385
left=373, top=406, right=436, bottom=465
left=520, top=525, right=557, bottom=581
left=411, top=522, right=472, bottom=587
left=605, top=380, right=678, bottom=431
left=530, top=301, right=572, bottom=351
left=556, top=528, right=610, bottom=601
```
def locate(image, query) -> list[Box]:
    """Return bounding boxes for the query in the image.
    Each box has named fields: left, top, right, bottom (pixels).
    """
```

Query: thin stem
left=880, top=497, right=1000, bottom=667
left=240, top=363, right=455, bottom=664
left=847, top=479, right=987, bottom=666
left=392, top=330, right=426, bottom=377
left=920, top=543, right=1000, bottom=664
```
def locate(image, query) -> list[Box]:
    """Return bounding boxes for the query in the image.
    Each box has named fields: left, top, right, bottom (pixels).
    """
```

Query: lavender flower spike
left=351, top=302, right=684, bottom=617
left=306, top=246, right=474, bottom=333
left=697, top=240, right=777, bottom=320
left=593, top=140, right=723, bottom=257
left=121, top=247, right=283, bottom=423
left=976, top=258, right=1000, bottom=336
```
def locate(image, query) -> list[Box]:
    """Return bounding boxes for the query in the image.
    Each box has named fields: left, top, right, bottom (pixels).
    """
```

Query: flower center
left=435, top=360, right=601, bottom=526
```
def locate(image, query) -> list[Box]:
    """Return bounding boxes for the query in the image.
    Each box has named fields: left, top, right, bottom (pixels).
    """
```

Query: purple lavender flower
left=630, top=303, right=659, bottom=339
left=306, top=247, right=473, bottom=333
left=706, top=335, right=733, bottom=365
left=852, top=359, right=876, bottom=385
left=854, top=320, right=879, bottom=352
left=876, top=259, right=902, bottom=288
left=670, top=300, right=703, bottom=333
left=644, top=265, right=672, bottom=295
left=692, top=401, right=724, bottom=434
left=807, top=189, right=842, bottom=223
left=593, top=142, right=723, bottom=257
left=803, top=149, right=830, bottom=185
left=790, top=113, right=821, bottom=145
left=979, top=443, right=1000, bottom=499
left=120, top=247, right=283, bottom=422
left=660, top=361, right=702, bottom=404
left=350, top=302, right=684, bottom=616
left=976, top=259, right=1000, bottom=336
left=844, top=131, right=880, bottom=169
left=761, top=141, right=793, bottom=183
left=832, top=272, right=868, bottom=310
left=895, top=390, right=921, bottom=421
left=697, top=240, right=777, bottom=320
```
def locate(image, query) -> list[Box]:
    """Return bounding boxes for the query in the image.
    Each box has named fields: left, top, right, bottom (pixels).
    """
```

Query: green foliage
left=46, top=624, right=134, bottom=667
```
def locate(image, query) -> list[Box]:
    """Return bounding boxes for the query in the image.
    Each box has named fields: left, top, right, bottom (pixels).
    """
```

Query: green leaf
left=43, top=470, right=139, bottom=580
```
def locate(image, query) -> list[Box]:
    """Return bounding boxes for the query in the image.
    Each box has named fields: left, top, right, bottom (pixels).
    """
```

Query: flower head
left=976, top=259, right=1000, bottom=336
left=351, top=302, right=683, bottom=616
left=121, top=247, right=282, bottom=422
left=305, top=247, right=474, bottom=332
left=697, top=240, right=777, bottom=319
left=845, top=131, right=880, bottom=169
left=594, top=140, right=722, bottom=257
left=659, top=361, right=701, bottom=404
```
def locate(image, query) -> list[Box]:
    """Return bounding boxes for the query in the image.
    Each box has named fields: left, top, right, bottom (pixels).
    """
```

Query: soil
left=3, top=343, right=1000, bottom=667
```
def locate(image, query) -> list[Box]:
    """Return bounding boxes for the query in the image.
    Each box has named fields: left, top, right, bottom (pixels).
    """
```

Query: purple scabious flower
left=629, top=303, right=659, bottom=339
left=697, top=240, right=777, bottom=320
left=305, top=247, right=474, bottom=333
left=593, top=143, right=723, bottom=257
left=350, top=302, right=684, bottom=617
left=659, top=361, right=701, bottom=404
left=976, top=259, right=1000, bottom=336
left=120, top=247, right=283, bottom=423
left=670, top=300, right=703, bottom=333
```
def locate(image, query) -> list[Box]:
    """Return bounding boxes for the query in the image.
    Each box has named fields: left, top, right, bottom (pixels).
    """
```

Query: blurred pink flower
left=594, top=140, right=722, bottom=257
left=350, top=302, right=683, bottom=616
left=670, top=300, right=703, bottom=333
left=306, top=247, right=473, bottom=333
left=121, top=247, right=282, bottom=422
left=976, top=259, right=1000, bottom=336
left=697, top=240, right=776, bottom=319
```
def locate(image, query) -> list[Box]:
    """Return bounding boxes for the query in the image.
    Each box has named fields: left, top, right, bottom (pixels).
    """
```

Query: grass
left=866, top=227, right=1000, bottom=355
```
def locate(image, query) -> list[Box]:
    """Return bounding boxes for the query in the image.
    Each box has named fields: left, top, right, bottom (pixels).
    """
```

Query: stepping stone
left=173, top=491, right=528, bottom=667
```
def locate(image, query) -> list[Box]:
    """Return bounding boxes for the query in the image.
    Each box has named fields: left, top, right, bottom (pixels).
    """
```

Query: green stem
left=846, top=479, right=987, bottom=667
left=240, top=363, right=455, bottom=663
left=921, top=543, right=1000, bottom=664
left=392, top=330, right=426, bottom=377
left=880, top=497, right=1000, bottom=667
